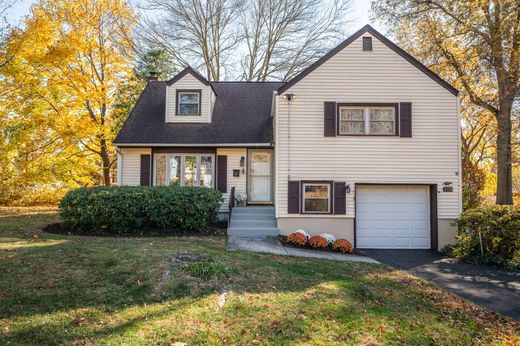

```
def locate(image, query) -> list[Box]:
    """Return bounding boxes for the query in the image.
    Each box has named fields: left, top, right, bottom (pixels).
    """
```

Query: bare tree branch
left=137, top=0, right=242, bottom=80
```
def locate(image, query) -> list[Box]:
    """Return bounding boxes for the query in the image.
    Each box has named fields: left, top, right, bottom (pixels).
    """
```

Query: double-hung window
left=302, top=182, right=331, bottom=214
left=177, top=90, right=201, bottom=115
left=339, top=104, right=397, bottom=135
left=154, top=154, right=213, bottom=187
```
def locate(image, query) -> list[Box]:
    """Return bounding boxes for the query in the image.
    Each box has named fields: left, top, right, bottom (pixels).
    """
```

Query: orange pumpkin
left=308, top=235, right=328, bottom=249
left=287, top=232, right=308, bottom=246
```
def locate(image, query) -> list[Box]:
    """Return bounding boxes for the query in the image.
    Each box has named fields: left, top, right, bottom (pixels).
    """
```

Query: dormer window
left=176, top=90, right=201, bottom=115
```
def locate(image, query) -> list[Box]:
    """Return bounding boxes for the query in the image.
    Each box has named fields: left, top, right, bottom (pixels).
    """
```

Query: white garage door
left=356, top=185, right=430, bottom=249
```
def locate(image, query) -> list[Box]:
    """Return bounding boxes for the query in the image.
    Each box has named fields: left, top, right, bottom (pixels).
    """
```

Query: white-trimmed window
left=154, top=154, right=213, bottom=187
left=302, top=182, right=331, bottom=213
left=177, top=91, right=201, bottom=115
left=339, top=105, right=396, bottom=135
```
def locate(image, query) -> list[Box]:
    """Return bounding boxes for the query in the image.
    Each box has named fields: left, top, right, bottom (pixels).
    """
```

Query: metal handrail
left=228, top=186, right=236, bottom=226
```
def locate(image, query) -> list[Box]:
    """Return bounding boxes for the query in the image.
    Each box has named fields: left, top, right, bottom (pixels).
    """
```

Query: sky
left=6, top=0, right=387, bottom=33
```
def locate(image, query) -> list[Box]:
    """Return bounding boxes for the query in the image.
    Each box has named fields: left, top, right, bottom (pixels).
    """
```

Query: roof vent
left=362, top=37, right=372, bottom=51
left=148, top=71, right=158, bottom=81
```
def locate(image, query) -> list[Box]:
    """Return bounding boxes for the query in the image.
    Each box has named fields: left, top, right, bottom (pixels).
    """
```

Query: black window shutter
left=140, top=154, right=151, bottom=186
left=324, top=102, right=337, bottom=137
left=288, top=181, right=300, bottom=214
left=333, top=182, right=346, bottom=214
left=400, top=102, right=412, bottom=137
left=217, top=155, right=227, bottom=192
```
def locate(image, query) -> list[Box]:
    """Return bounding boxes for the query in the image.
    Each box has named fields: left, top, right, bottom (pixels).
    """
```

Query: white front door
left=248, top=150, right=272, bottom=203
left=356, top=185, right=430, bottom=249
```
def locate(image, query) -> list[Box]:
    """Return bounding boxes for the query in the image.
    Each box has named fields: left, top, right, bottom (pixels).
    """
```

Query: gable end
left=278, top=24, right=458, bottom=96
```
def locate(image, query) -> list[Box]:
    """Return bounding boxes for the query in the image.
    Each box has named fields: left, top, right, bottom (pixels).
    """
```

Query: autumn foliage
left=0, top=0, right=138, bottom=205
left=308, top=235, right=328, bottom=249
left=332, top=239, right=353, bottom=253
left=287, top=232, right=308, bottom=246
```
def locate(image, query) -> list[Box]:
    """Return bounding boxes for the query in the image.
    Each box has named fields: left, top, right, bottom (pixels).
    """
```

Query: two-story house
left=114, top=25, right=461, bottom=250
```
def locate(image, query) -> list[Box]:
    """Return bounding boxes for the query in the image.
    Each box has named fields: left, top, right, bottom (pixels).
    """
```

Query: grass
left=183, top=262, right=233, bottom=280
left=0, top=208, right=518, bottom=345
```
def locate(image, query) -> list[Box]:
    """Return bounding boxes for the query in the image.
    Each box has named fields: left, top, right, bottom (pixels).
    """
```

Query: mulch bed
left=278, top=235, right=365, bottom=256
left=42, top=223, right=227, bottom=237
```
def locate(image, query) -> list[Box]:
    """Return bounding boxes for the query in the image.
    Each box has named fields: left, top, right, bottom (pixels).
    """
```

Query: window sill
left=336, top=134, right=399, bottom=137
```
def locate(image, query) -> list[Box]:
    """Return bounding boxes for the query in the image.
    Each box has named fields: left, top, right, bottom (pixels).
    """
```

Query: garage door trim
left=354, top=183, right=438, bottom=250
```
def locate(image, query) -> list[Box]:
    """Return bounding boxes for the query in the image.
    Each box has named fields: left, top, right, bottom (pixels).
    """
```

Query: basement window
left=302, top=182, right=332, bottom=214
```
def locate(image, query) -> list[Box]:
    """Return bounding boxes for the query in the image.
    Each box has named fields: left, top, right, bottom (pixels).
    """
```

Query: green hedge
left=60, top=186, right=222, bottom=234
left=452, top=206, right=520, bottom=268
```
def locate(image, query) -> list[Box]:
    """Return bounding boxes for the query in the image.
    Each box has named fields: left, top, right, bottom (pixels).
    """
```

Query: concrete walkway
left=362, top=249, right=520, bottom=321
left=227, top=236, right=379, bottom=264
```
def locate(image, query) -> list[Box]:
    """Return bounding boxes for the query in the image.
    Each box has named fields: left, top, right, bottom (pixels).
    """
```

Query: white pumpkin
left=294, top=229, right=309, bottom=239
left=320, top=233, right=336, bottom=245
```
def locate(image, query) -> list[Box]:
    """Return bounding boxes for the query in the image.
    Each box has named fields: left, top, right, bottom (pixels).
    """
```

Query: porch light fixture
left=283, top=93, right=295, bottom=101
left=346, top=184, right=351, bottom=193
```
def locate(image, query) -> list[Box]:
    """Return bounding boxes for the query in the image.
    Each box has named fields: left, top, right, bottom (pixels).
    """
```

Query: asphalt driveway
left=361, top=249, right=520, bottom=321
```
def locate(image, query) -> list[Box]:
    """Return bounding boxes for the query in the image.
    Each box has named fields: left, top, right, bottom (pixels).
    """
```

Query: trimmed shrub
left=60, top=186, right=222, bottom=234
left=308, top=235, right=328, bottom=249
left=333, top=239, right=353, bottom=253
left=453, top=206, right=520, bottom=267
left=287, top=232, right=308, bottom=246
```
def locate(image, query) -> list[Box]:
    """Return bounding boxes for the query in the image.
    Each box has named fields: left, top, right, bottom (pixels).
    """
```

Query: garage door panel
left=413, top=238, right=430, bottom=248
left=412, top=220, right=429, bottom=229
left=356, top=185, right=430, bottom=249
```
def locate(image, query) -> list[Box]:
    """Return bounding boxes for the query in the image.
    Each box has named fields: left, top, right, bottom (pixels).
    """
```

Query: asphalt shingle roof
left=114, top=81, right=283, bottom=145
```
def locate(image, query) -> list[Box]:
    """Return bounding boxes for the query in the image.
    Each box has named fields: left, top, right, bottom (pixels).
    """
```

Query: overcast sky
left=7, top=0, right=387, bottom=33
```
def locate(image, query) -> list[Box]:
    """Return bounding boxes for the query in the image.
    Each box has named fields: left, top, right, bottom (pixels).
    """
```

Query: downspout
left=457, top=95, right=462, bottom=213
left=284, top=93, right=295, bottom=181
left=115, top=146, right=123, bottom=186
left=287, top=98, right=291, bottom=182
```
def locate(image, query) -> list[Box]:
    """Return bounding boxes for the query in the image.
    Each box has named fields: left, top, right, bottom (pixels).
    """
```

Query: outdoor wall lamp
left=283, top=93, right=296, bottom=101
left=240, top=156, right=245, bottom=167
left=346, top=184, right=351, bottom=193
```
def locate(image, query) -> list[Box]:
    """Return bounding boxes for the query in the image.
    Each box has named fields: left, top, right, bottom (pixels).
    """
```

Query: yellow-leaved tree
left=3, top=0, right=136, bottom=187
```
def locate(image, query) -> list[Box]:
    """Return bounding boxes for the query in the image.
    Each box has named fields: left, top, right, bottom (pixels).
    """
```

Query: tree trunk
left=495, top=102, right=513, bottom=204
left=100, top=139, right=112, bottom=186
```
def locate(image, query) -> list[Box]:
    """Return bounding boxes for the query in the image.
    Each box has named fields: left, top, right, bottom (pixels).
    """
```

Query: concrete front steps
left=227, top=206, right=278, bottom=238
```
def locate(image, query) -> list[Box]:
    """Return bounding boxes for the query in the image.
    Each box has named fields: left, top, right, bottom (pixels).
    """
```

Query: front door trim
left=247, top=149, right=273, bottom=204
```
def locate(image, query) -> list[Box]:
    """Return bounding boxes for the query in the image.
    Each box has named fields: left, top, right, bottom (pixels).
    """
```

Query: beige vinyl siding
left=276, top=33, right=461, bottom=219
left=165, top=73, right=213, bottom=123
left=120, top=148, right=151, bottom=186
left=217, top=148, right=247, bottom=212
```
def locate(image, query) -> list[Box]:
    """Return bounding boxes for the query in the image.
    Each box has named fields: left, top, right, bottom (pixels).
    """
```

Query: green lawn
left=0, top=209, right=518, bottom=345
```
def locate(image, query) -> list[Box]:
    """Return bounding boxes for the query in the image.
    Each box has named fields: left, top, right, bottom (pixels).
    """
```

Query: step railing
left=228, top=186, right=235, bottom=227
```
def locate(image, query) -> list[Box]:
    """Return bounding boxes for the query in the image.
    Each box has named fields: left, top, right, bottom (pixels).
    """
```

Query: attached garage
left=356, top=185, right=434, bottom=249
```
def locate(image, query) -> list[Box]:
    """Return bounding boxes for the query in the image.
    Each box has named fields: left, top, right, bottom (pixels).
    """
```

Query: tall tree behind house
left=372, top=0, right=520, bottom=205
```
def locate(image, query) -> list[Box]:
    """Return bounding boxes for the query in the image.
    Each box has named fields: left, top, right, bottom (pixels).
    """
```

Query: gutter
left=113, top=143, right=273, bottom=147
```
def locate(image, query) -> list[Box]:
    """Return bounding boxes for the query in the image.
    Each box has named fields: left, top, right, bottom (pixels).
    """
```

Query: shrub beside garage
left=60, top=186, right=222, bottom=234
left=452, top=205, right=520, bottom=269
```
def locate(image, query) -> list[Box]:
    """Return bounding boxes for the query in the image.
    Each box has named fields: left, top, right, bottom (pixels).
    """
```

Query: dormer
left=165, top=67, right=216, bottom=123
